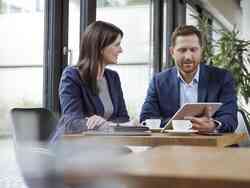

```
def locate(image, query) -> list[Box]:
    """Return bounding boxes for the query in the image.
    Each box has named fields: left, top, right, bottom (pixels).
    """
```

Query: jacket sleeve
left=214, top=71, right=238, bottom=133
left=49, top=113, right=88, bottom=144
left=112, top=72, right=130, bottom=123
left=59, top=68, right=88, bottom=133
left=140, top=76, right=163, bottom=123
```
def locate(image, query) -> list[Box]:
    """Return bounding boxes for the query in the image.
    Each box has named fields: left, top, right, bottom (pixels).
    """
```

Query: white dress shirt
left=177, top=65, right=200, bottom=107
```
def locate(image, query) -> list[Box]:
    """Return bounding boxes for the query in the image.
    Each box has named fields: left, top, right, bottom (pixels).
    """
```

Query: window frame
left=46, top=0, right=234, bottom=113
left=43, top=0, right=69, bottom=115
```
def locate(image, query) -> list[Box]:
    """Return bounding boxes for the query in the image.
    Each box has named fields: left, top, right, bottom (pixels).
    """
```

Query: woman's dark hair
left=77, top=21, right=123, bottom=95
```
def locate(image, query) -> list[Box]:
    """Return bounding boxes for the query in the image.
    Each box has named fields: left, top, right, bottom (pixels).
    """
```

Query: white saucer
left=164, top=129, right=198, bottom=135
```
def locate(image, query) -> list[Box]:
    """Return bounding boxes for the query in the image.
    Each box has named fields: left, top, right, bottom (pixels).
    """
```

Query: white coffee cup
left=172, top=120, right=192, bottom=131
left=143, top=119, right=161, bottom=129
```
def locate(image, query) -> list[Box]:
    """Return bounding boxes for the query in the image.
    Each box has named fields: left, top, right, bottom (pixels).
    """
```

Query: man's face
left=170, top=34, right=202, bottom=76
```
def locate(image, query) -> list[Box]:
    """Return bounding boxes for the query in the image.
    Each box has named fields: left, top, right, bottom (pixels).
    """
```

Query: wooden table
left=64, top=132, right=247, bottom=148
left=64, top=145, right=250, bottom=187
left=116, top=146, right=250, bottom=188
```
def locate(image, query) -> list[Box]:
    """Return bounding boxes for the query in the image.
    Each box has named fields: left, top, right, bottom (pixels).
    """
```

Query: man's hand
left=186, top=116, right=216, bottom=132
left=185, top=105, right=216, bottom=132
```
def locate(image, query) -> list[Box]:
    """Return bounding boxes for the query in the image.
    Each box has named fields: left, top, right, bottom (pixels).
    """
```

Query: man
left=140, top=25, right=237, bottom=133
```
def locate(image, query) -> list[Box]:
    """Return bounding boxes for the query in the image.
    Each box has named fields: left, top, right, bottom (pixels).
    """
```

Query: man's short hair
left=171, top=25, right=203, bottom=47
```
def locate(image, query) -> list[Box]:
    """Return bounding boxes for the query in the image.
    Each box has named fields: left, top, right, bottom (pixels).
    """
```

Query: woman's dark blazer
left=59, top=66, right=129, bottom=133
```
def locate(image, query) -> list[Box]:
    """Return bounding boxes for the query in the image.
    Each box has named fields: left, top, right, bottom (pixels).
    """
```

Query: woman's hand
left=86, top=115, right=108, bottom=130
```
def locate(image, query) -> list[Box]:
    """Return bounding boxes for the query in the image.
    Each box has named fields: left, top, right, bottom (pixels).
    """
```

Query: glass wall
left=96, top=0, right=152, bottom=119
left=212, top=19, right=224, bottom=54
left=186, top=4, right=199, bottom=26
left=0, top=0, right=44, bottom=134
left=162, top=0, right=168, bottom=69
left=68, top=0, right=80, bottom=66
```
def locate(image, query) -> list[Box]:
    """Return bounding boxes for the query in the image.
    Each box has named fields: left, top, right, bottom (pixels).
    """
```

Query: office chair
left=10, top=108, right=67, bottom=188
left=235, top=109, right=250, bottom=147
left=11, top=107, right=58, bottom=147
left=16, top=147, right=65, bottom=188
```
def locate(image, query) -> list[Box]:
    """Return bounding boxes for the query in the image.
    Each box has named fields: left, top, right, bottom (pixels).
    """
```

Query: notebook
left=84, top=121, right=151, bottom=136
left=84, top=131, right=151, bottom=136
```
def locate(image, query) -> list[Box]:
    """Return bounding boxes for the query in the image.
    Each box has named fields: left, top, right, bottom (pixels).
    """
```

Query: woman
left=59, top=21, right=129, bottom=133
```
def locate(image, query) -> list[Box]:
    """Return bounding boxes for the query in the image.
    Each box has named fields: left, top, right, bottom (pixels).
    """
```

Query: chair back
left=16, top=147, right=64, bottom=188
left=235, top=109, right=250, bottom=147
left=11, top=108, right=65, bottom=188
left=11, top=108, right=58, bottom=147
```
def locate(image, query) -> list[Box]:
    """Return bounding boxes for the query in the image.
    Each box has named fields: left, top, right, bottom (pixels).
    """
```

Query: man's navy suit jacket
left=140, top=64, right=238, bottom=133
left=59, top=66, right=129, bottom=133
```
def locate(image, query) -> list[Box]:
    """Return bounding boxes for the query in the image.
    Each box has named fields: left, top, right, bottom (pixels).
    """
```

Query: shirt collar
left=177, top=65, right=200, bottom=85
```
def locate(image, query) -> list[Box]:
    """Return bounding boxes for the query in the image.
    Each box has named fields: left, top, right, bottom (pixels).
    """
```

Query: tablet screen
left=162, top=102, right=222, bottom=131
left=173, top=103, right=222, bottom=120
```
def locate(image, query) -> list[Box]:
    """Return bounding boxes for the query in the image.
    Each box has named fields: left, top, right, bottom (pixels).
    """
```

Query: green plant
left=197, top=16, right=214, bottom=63
left=0, top=0, right=6, bottom=14
left=193, top=15, right=250, bottom=105
left=212, top=29, right=250, bottom=104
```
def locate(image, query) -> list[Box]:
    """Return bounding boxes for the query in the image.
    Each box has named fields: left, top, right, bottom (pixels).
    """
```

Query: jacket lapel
left=85, top=88, right=104, bottom=115
left=198, top=64, right=208, bottom=102
left=169, top=68, right=180, bottom=112
left=104, top=70, right=116, bottom=116
left=76, top=68, right=104, bottom=116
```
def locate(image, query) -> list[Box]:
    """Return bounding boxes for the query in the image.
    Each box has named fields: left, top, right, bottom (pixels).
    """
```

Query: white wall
left=200, top=0, right=242, bottom=30
left=241, top=0, right=250, bottom=40
left=240, top=0, right=250, bottom=111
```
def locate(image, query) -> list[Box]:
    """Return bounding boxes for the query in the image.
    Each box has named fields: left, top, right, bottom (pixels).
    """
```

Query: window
left=0, top=0, right=44, bottom=134
left=186, top=3, right=199, bottom=26
left=97, top=0, right=151, bottom=64
left=162, top=0, right=168, bottom=68
left=68, top=0, right=80, bottom=66
left=212, top=19, right=224, bottom=54
left=96, top=0, right=152, bottom=119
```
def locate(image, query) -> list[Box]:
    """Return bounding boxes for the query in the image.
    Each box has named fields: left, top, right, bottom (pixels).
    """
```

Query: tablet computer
left=161, top=102, right=222, bottom=132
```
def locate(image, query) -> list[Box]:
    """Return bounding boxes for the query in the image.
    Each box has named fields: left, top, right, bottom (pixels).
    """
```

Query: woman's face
left=102, top=34, right=123, bottom=65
